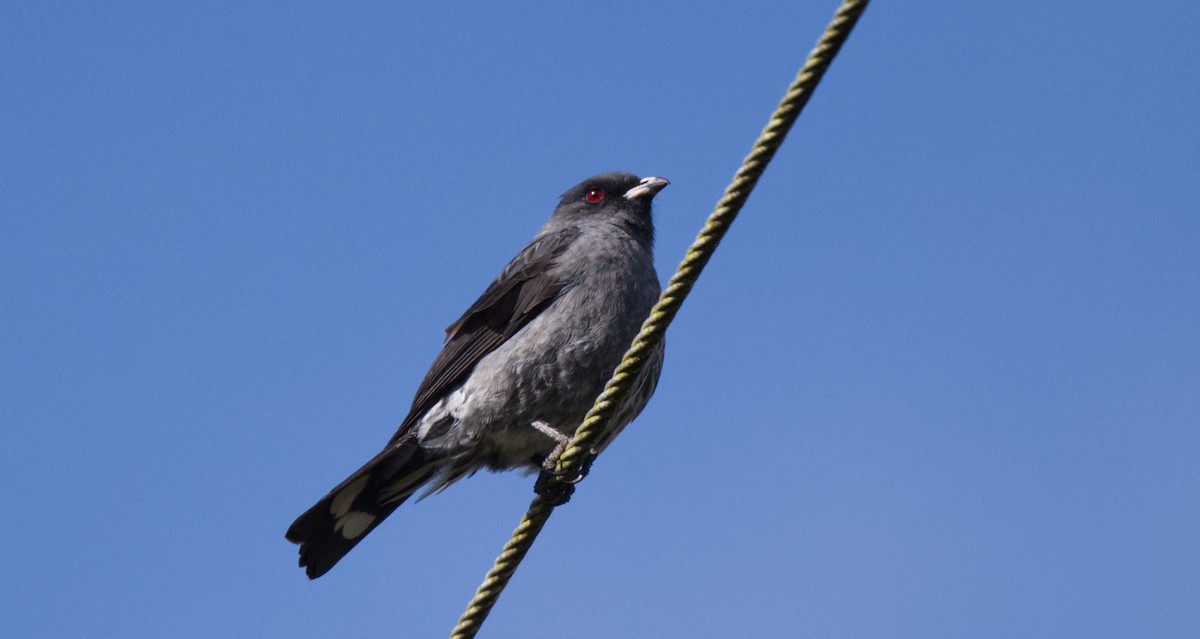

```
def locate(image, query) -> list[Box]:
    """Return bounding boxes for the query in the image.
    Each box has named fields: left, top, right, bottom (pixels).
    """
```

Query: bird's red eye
left=586, top=188, right=604, bottom=203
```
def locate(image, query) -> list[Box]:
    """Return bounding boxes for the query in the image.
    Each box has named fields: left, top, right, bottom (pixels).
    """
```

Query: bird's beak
left=623, top=176, right=670, bottom=201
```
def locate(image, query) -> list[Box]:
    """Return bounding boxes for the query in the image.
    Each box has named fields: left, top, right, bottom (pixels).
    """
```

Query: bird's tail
left=286, top=438, right=441, bottom=579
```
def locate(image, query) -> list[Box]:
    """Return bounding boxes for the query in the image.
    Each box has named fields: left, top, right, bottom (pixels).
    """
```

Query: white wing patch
left=416, top=387, right=470, bottom=443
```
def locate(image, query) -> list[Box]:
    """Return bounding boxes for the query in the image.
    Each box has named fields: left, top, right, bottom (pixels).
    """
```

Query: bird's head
left=552, top=172, right=669, bottom=246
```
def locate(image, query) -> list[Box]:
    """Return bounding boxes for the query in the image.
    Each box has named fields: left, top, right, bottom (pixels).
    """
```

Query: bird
left=286, top=172, right=669, bottom=579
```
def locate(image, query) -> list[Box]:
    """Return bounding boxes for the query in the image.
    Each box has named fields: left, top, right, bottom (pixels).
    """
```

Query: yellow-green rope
left=450, top=2, right=870, bottom=636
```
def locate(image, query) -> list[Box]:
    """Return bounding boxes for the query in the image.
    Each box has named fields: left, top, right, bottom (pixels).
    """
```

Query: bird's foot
left=529, top=420, right=599, bottom=505
left=530, top=421, right=596, bottom=478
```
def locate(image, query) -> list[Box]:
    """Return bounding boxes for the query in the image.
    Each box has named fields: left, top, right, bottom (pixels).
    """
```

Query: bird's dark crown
left=556, top=172, right=643, bottom=208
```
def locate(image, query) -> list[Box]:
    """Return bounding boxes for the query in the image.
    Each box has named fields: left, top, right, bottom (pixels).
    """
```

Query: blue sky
left=3, top=2, right=1197, bottom=637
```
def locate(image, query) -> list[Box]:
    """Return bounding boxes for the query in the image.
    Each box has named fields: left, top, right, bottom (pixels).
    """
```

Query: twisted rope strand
left=450, top=2, right=869, bottom=636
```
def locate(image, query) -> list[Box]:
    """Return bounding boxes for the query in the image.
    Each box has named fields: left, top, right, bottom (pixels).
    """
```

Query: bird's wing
left=388, top=228, right=580, bottom=443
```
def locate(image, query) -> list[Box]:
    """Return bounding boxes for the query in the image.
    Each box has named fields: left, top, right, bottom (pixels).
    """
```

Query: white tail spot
left=330, top=475, right=370, bottom=518
left=335, top=511, right=376, bottom=539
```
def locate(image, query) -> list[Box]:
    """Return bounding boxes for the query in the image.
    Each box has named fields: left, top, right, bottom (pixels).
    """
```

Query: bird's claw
left=562, top=452, right=596, bottom=484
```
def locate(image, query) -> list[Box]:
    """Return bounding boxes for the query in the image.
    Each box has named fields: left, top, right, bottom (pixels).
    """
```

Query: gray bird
left=287, top=172, right=668, bottom=578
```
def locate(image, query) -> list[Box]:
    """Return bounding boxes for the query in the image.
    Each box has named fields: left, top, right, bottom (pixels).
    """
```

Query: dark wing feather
left=388, top=228, right=579, bottom=443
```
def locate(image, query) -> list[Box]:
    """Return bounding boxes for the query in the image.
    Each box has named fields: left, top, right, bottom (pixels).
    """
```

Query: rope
left=450, top=2, right=869, bottom=636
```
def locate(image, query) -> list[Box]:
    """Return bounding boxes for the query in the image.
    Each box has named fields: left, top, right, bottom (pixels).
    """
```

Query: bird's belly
left=422, top=312, right=631, bottom=466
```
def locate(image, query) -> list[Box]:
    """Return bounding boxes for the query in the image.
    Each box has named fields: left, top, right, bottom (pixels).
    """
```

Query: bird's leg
left=530, top=419, right=569, bottom=472
left=535, top=422, right=590, bottom=506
